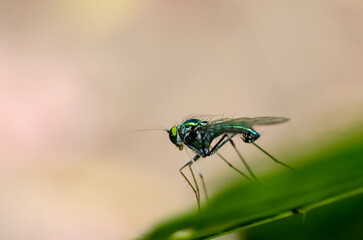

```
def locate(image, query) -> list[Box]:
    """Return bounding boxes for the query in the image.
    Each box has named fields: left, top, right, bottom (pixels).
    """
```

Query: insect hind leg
left=251, top=142, right=295, bottom=170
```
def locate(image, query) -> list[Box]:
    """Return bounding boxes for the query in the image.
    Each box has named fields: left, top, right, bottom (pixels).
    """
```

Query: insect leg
left=252, top=142, right=295, bottom=170
left=179, top=160, right=201, bottom=211
left=188, top=164, right=200, bottom=202
left=209, top=133, right=237, bottom=155
left=230, top=139, right=258, bottom=182
left=190, top=155, right=209, bottom=201
left=216, top=152, right=253, bottom=182
left=208, top=134, right=253, bottom=181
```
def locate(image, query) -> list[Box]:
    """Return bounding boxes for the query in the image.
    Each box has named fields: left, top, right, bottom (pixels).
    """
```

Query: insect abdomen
left=210, top=124, right=260, bottom=142
left=211, top=124, right=251, bottom=134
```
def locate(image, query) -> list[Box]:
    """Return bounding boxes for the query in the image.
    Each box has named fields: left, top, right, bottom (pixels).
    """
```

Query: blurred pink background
left=1, top=0, right=363, bottom=239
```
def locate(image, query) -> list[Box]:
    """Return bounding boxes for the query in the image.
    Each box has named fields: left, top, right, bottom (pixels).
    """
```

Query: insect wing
left=243, top=116, right=289, bottom=126
left=198, top=116, right=289, bottom=130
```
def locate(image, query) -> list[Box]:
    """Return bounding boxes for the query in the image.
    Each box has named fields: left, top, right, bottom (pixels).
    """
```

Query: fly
left=126, top=116, right=293, bottom=211
left=167, top=116, right=293, bottom=211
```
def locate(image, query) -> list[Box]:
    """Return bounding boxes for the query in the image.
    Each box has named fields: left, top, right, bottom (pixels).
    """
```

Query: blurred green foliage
left=140, top=126, right=363, bottom=240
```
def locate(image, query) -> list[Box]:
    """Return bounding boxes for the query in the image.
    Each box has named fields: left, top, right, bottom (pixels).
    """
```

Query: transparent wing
left=241, top=116, right=289, bottom=126
left=199, top=116, right=289, bottom=130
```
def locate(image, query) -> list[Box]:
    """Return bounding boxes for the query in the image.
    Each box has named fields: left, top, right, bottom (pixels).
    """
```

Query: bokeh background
left=1, top=0, right=363, bottom=239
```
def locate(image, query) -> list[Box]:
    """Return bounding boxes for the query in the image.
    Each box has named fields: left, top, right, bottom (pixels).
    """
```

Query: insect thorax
left=178, top=119, right=215, bottom=157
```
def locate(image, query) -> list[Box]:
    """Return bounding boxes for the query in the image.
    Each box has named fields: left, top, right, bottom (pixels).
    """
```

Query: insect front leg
left=179, top=160, right=200, bottom=211
left=188, top=164, right=200, bottom=202
left=190, top=155, right=209, bottom=201
left=179, top=154, right=208, bottom=211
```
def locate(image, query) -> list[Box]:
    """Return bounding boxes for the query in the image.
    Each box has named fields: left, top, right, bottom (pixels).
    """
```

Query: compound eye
left=171, top=126, right=177, bottom=137
left=169, top=126, right=181, bottom=146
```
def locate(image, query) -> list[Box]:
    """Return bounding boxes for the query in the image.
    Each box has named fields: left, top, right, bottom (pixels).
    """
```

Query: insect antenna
left=120, top=128, right=169, bottom=135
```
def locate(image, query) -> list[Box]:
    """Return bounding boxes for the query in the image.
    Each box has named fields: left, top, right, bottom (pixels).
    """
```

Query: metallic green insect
left=167, top=116, right=293, bottom=210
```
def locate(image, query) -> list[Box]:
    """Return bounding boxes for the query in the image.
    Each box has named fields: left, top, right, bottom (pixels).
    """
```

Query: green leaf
left=245, top=192, right=363, bottom=240
left=140, top=127, right=363, bottom=240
